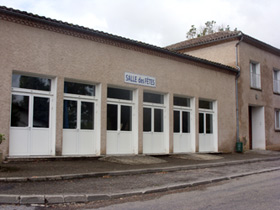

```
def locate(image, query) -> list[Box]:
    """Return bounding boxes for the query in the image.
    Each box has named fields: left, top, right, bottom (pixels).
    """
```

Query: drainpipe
left=235, top=33, right=243, bottom=144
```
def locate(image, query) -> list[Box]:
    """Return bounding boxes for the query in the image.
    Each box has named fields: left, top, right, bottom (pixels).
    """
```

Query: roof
left=166, top=31, right=241, bottom=51
left=166, top=31, right=280, bottom=57
left=0, top=6, right=238, bottom=74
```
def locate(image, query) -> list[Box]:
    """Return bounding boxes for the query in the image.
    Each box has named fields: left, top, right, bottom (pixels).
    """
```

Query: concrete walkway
left=0, top=151, right=280, bottom=205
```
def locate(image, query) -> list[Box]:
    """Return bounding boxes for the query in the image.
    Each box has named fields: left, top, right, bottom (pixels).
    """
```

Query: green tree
left=186, top=20, right=237, bottom=39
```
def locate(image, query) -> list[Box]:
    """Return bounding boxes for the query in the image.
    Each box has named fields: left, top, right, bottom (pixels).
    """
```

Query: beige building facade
left=0, top=7, right=239, bottom=159
left=167, top=31, right=280, bottom=150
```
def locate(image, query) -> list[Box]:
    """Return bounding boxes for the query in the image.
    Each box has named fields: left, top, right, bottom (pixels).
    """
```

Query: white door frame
left=173, top=104, right=195, bottom=153
left=143, top=96, right=169, bottom=154
left=106, top=97, right=137, bottom=155
left=198, top=101, right=218, bottom=153
left=62, top=96, right=98, bottom=155
left=10, top=87, right=55, bottom=156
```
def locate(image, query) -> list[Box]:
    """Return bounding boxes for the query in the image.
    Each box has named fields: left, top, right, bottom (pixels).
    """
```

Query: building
left=0, top=6, right=238, bottom=159
left=167, top=31, right=280, bottom=150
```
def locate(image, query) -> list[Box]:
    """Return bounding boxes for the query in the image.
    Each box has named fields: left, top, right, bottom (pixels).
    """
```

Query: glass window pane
left=64, top=81, right=95, bottom=96
left=143, top=108, right=152, bottom=132
left=81, top=102, right=94, bottom=130
left=199, top=100, right=213, bottom=109
left=121, top=105, right=132, bottom=131
left=107, top=104, right=118, bottom=130
left=206, top=113, right=213, bottom=134
left=63, top=100, right=77, bottom=129
left=143, top=92, right=163, bottom=104
left=276, top=111, right=280, bottom=129
left=174, top=97, right=190, bottom=107
left=107, top=87, right=132, bottom=100
left=273, top=70, right=278, bottom=80
left=154, top=109, right=163, bottom=132
left=173, top=111, right=180, bottom=133
left=12, top=74, right=51, bottom=91
left=33, top=97, right=50, bottom=128
left=182, top=111, right=190, bottom=133
left=11, top=95, right=29, bottom=127
left=251, top=63, right=257, bottom=74
left=199, top=113, right=204, bottom=134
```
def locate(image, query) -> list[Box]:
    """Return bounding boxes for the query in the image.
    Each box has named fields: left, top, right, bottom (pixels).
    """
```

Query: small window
left=154, top=109, right=163, bottom=132
left=276, top=110, right=280, bottom=130
left=173, top=111, right=180, bottom=133
left=199, top=100, right=213, bottom=110
left=143, top=108, right=152, bottom=132
left=33, top=97, right=50, bottom=128
left=174, top=111, right=190, bottom=133
left=81, top=102, right=94, bottom=130
left=199, top=113, right=204, bottom=133
left=144, top=92, right=164, bottom=104
left=273, top=69, right=280, bottom=94
left=107, top=104, right=118, bottom=130
left=63, top=100, right=77, bottom=129
left=182, top=111, right=190, bottom=133
left=206, top=113, right=213, bottom=134
left=64, top=81, right=95, bottom=96
left=174, top=96, right=190, bottom=107
left=12, top=74, right=51, bottom=91
left=108, top=87, right=133, bottom=100
left=11, top=95, right=29, bottom=127
left=121, top=105, right=132, bottom=131
left=250, top=62, right=261, bottom=89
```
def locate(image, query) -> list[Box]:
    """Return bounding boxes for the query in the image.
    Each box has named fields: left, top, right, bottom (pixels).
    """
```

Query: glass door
left=106, top=87, right=134, bottom=154
left=143, top=92, right=166, bottom=154
left=199, top=100, right=217, bottom=152
left=173, top=96, right=194, bottom=153
left=63, top=99, right=95, bottom=155
left=10, top=94, right=52, bottom=155
left=10, top=74, right=54, bottom=156
left=62, top=81, right=97, bottom=156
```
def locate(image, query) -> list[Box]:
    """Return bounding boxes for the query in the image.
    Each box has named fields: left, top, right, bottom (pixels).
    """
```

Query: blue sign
left=124, top=72, right=156, bottom=87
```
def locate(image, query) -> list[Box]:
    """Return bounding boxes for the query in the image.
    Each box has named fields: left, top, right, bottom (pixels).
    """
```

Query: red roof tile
left=166, top=31, right=241, bottom=50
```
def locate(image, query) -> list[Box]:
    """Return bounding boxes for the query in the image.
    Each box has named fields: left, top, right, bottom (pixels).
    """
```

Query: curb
left=0, top=156, right=279, bottom=183
left=1, top=166, right=280, bottom=205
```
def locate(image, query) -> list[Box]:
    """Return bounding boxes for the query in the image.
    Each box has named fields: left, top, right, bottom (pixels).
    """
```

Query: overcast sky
left=0, top=0, right=279, bottom=48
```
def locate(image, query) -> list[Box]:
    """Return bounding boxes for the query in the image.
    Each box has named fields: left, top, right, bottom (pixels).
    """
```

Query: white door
left=251, top=106, right=266, bottom=150
left=143, top=107, right=165, bottom=154
left=173, top=110, right=194, bottom=153
left=10, top=94, right=52, bottom=156
left=63, top=99, right=96, bottom=155
left=199, top=112, right=216, bottom=152
left=107, top=103, right=134, bottom=154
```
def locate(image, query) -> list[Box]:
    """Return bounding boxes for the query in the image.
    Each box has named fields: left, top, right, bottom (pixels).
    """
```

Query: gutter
left=235, top=33, right=243, bottom=143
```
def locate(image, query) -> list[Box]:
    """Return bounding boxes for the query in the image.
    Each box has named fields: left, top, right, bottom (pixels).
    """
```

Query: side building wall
left=179, top=40, right=280, bottom=150
left=238, top=42, right=280, bottom=150
left=0, top=19, right=237, bottom=158
left=181, top=41, right=238, bottom=68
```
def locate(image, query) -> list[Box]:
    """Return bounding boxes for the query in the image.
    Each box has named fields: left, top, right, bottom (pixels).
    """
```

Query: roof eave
left=0, top=6, right=238, bottom=75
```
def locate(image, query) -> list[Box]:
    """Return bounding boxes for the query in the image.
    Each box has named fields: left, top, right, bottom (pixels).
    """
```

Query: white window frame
left=106, top=87, right=135, bottom=133
left=143, top=103, right=165, bottom=133
left=275, top=109, right=280, bottom=130
left=250, top=62, right=261, bottom=89
left=273, top=69, right=280, bottom=94
left=63, top=81, right=97, bottom=130
left=173, top=96, right=192, bottom=134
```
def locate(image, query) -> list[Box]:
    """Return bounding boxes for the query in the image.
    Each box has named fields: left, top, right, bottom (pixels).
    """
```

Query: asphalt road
left=88, top=170, right=280, bottom=210
left=1, top=160, right=280, bottom=196
left=1, top=161, right=280, bottom=210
